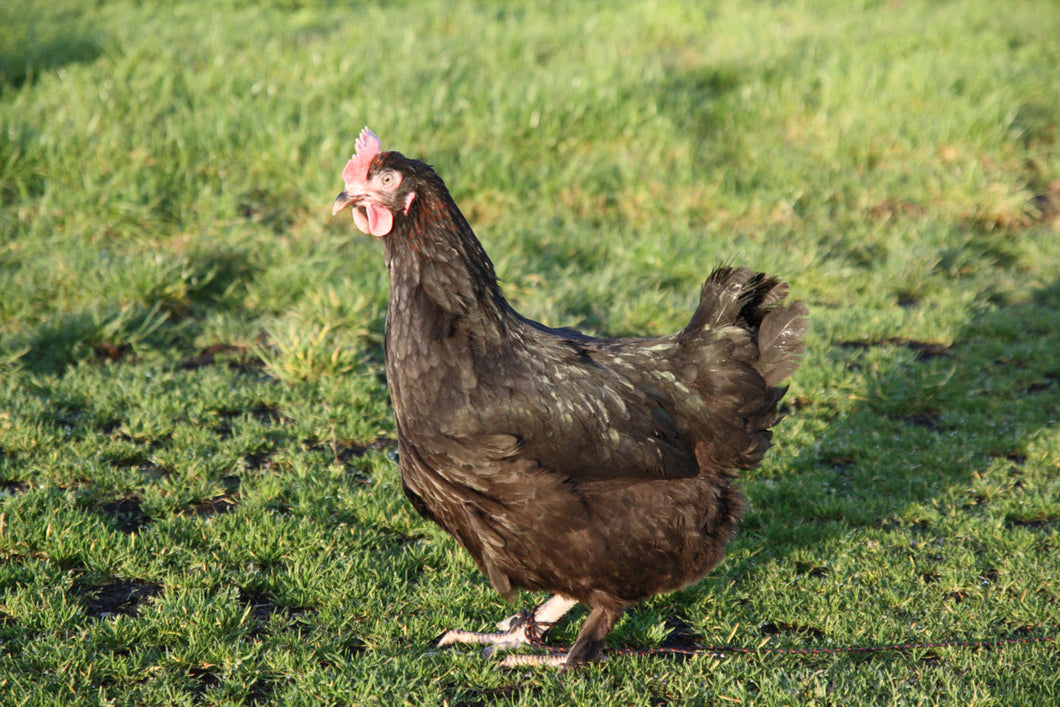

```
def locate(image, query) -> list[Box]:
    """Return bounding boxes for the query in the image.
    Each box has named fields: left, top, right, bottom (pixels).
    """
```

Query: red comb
left=341, top=127, right=382, bottom=185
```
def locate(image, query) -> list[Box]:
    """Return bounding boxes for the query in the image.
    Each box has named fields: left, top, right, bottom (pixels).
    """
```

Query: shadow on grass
left=691, top=275, right=1060, bottom=640
left=653, top=64, right=742, bottom=150
left=778, top=275, right=1059, bottom=529
left=10, top=245, right=260, bottom=376
left=0, top=22, right=104, bottom=95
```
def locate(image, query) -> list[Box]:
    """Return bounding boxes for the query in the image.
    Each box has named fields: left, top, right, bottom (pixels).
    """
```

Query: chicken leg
left=437, top=594, right=578, bottom=658
left=497, top=602, right=624, bottom=668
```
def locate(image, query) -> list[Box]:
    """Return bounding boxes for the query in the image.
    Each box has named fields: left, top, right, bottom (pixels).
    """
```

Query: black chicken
left=332, top=128, right=808, bottom=667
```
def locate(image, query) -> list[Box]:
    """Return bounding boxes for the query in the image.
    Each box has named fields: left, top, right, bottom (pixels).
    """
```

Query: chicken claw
left=437, top=595, right=578, bottom=659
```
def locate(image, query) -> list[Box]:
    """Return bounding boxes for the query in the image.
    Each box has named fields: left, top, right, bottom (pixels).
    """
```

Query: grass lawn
left=2, top=0, right=1059, bottom=704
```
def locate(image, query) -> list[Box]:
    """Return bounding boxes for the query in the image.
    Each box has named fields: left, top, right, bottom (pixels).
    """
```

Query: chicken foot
left=437, top=594, right=578, bottom=660
left=497, top=603, right=624, bottom=668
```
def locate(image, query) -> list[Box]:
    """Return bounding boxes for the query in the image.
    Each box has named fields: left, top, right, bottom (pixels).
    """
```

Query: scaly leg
left=498, top=601, right=625, bottom=669
left=437, top=594, right=578, bottom=656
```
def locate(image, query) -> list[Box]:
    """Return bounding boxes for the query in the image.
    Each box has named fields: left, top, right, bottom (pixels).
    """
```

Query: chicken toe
left=437, top=595, right=578, bottom=656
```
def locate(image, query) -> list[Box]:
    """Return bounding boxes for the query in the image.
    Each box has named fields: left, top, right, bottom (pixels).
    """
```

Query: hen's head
left=332, top=127, right=419, bottom=237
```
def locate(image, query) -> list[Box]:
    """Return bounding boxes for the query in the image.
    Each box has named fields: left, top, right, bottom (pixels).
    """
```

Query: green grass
left=2, top=0, right=1059, bottom=704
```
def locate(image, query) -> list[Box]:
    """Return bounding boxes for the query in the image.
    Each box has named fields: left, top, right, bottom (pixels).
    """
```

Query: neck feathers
left=384, top=173, right=506, bottom=324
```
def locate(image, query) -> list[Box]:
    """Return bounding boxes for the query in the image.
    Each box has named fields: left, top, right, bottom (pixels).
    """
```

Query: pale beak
left=332, top=190, right=358, bottom=215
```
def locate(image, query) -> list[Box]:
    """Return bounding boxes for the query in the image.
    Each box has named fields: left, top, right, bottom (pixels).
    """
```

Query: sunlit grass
left=2, top=0, right=1059, bottom=704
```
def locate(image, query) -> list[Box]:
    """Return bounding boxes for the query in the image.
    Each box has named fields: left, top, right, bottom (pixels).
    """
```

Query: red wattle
left=353, top=203, right=394, bottom=237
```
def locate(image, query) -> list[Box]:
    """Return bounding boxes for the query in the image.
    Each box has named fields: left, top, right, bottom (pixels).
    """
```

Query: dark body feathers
left=339, top=147, right=808, bottom=663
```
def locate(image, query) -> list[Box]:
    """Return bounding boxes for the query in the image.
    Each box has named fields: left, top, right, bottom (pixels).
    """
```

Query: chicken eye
left=380, top=172, right=395, bottom=186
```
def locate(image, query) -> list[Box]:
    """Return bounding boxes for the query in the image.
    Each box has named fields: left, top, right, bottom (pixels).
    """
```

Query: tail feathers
left=681, top=265, right=808, bottom=386
left=756, top=301, right=809, bottom=386
left=683, top=266, right=755, bottom=333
